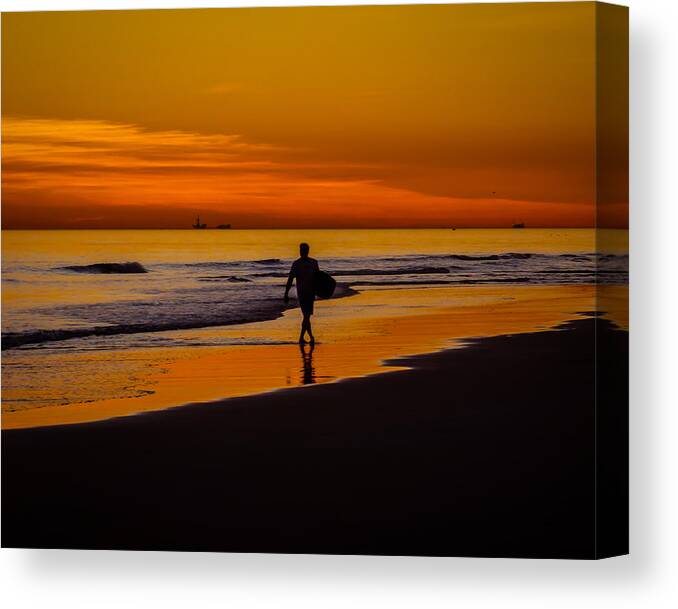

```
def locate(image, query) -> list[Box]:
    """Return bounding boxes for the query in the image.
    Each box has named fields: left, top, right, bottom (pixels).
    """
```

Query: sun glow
left=2, top=4, right=627, bottom=229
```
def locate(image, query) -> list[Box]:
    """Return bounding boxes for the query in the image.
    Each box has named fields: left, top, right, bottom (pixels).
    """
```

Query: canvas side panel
left=595, top=1, right=629, bottom=559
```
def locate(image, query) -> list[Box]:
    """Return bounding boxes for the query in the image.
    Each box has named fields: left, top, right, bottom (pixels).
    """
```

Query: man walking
left=284, top=242, right=319, bottom=344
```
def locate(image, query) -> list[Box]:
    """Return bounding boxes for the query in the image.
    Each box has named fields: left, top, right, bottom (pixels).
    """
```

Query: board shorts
left=299, top=296, right=315, bottom=316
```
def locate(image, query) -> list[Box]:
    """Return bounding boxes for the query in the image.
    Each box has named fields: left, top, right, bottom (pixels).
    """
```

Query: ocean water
left=2, top=229, right=627, bottom=351
left=1, top=229, right=628, bottom=419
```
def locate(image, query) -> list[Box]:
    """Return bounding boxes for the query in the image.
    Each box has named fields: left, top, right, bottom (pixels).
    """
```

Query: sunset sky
left=2, top=3, right=626, bottom=229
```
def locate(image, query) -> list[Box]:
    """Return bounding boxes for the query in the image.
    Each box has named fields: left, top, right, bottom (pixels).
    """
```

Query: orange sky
left=1, top=3, right=627, bottom=229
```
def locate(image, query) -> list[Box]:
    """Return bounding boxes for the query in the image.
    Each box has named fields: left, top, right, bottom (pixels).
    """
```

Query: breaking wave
left=59, top=262, right=148, bottom=274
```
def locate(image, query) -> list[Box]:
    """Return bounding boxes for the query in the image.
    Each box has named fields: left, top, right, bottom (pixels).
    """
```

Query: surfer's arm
left=284, top=265, right=296, bottom=302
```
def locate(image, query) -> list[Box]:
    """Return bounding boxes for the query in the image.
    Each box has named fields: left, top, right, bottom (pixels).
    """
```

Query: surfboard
left=313, top=270, right=336, bottom=299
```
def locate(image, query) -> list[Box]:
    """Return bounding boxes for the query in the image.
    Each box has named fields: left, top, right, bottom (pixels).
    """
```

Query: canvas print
left=1, top=2, right=628, bottom=558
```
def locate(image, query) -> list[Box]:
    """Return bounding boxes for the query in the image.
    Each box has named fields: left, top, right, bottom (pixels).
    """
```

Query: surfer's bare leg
left=299, top=314, right=314, bottom=344
left=306, top=316, right=315, bottom=344
left=299, top=315, right=308, bottom=343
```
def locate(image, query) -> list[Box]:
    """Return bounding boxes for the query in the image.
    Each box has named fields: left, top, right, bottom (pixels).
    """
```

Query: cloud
left=1, top=116, right=596, bottom=228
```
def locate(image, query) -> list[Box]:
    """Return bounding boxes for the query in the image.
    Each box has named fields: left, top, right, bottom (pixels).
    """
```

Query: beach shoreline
left=2, top=228, right=627, bottom=430
left=2, top=284, right=607, bottom=429
left=1, top=315, right=628, bottom=558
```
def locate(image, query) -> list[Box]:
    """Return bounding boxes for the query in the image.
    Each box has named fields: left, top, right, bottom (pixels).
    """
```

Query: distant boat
left=512, top=222, right=525, bottom=229
left=192, top=216, right=207, bottom=229
left=216, top=224, right=232, bottom=229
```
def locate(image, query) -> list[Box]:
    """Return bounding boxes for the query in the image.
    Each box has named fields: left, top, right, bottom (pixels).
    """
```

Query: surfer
left=284, top=242, right=319, bottom=344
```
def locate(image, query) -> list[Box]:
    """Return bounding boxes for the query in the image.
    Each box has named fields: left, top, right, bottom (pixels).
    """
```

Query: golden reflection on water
left=2, top=283, right=616, bottom=429
left=299, top=343, right=317, bottom=385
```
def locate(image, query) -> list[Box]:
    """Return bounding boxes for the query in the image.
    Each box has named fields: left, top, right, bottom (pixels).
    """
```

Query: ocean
left=2, top=228, right=627, bottom=347
left=1, top=228, right=627, bottom=419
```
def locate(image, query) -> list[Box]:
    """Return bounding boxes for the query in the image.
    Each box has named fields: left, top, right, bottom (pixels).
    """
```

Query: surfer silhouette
left=284, top=242, right=319, bottom=344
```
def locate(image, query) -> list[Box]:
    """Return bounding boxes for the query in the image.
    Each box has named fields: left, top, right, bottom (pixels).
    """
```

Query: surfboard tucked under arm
left=313, top=270, right=336, bottom=299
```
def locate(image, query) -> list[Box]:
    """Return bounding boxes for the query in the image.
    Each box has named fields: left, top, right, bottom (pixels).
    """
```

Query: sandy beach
left=2, top=309, right=628, bottom=558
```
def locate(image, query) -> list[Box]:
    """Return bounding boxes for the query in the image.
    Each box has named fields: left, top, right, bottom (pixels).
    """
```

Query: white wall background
left=1, top=1, right=676, bottom=607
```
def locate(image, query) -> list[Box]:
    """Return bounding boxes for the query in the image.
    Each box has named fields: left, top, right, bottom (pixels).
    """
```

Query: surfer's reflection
left=299, top=343, right=316, bottom=385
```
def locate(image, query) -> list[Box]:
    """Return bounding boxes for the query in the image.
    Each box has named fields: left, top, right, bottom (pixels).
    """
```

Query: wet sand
left=1, top=313, right=628, bottom=558
left=3, top=284, right=606, bottom=429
